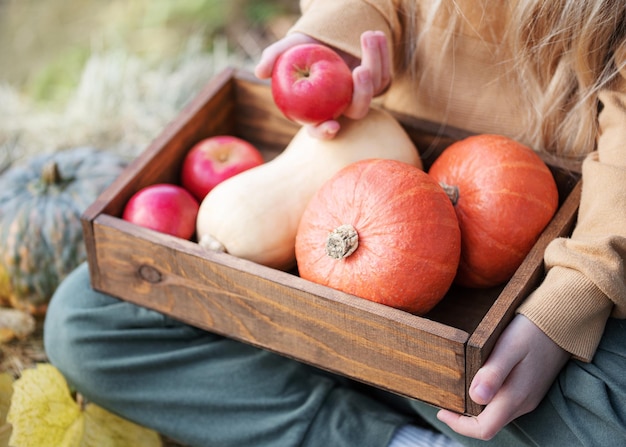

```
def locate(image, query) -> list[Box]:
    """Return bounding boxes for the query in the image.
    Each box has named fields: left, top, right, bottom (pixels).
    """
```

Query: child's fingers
left=343, top=66, right=374, bottom=120
left=375, top=32, right=391, bottom=93
left=360, top=31, right=390, bottom=94
left=306, top=121, right=341, bottom=140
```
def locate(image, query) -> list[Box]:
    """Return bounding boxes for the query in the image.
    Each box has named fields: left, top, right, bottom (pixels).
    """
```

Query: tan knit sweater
left=290, top=0, right=626, bottom=361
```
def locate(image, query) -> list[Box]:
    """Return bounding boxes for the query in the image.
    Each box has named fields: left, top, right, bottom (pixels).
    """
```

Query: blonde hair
left=401, top=0, right=626, bottom=158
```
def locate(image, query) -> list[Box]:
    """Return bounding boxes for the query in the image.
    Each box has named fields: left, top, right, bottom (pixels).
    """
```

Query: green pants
left=44, top=263, right=626, bottom=447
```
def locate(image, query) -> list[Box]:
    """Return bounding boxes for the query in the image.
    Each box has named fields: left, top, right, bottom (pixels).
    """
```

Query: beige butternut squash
left=196, top=106, right=422, bottom=270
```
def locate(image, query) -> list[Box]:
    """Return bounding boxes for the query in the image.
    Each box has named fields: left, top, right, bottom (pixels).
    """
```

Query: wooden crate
left=82, top=67, right=582, bottom=416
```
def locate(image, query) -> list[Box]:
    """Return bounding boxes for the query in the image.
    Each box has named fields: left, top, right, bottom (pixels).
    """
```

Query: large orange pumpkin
left=428, top=134, right=559, bottom=288
left=295, top=159, right=461, bottom=315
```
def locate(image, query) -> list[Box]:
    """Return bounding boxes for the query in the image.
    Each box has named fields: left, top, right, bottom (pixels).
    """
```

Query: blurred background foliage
left=0, top=0, right=300, bottom=170
left=0, top=0, right=299, bottom=105
left=0, top=6, right=300, bottom=444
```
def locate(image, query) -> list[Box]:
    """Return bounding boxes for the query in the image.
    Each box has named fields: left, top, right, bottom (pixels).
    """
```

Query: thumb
left=469, top=364, right=508, bottom=405
left=469, top=343, right=525, bottom=405
left=255, top=33, right=318, bottom=79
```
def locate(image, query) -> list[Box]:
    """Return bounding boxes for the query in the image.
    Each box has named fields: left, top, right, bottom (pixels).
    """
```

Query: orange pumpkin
left=295, top=158, right=461, bottom=315
left=428, top=134, right=559, bottom=288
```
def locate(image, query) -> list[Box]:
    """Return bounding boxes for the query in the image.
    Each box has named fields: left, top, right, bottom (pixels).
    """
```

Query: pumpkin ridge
left=365, top=243, right=460, bottom=270
left=477, top=158, right=550, bottom=172
left=461, top=229, right=526, bottom=259
left=460, top=166, right=555, bottom=197
left=476, top=186, right=555, bottom=207
left=355, top=180, right=450, bottom=228
left=458, top=211, right=531, bottom=254
left=456, top=227, right=528, bottom=285
left=466, top=188, right=556, bottom=234
left=496, top=188, right=557, bottom=212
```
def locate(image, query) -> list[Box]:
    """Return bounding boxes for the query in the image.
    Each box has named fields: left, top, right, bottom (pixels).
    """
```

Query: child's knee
left=43, top=263, right=111, bottom=380
left=44, top=268, right=86, bottom=372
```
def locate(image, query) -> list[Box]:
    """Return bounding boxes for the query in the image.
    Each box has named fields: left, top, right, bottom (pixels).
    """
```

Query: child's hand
left=255, top=31, right=391, bottom=139
left=436, top=314, right=570, bottom=440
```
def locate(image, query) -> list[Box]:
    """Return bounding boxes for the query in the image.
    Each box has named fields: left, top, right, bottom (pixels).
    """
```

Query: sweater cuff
left=517, top=267, right=613, bottom=362
left=289, top=0, right=394, bottom=59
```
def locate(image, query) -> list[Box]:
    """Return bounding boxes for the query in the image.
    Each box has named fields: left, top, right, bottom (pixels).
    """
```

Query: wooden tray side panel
left=91, top=214, right=470, bottom=413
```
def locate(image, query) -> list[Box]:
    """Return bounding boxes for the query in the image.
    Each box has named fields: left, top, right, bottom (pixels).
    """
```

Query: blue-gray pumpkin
left=0, top=147, right=126, bottom=314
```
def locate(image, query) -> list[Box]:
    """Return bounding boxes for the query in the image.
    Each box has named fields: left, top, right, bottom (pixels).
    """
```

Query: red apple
left=122, top=183, right=199, bottom=240
left=271, top=43, right=354, bottom=125
left=181, top=135, right=264, bottom=201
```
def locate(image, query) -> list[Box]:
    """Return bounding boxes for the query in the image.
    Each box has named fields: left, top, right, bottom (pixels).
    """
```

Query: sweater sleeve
left=289, top=0, right=402, bottom=62
left=518, top=77, right=626, bottom=362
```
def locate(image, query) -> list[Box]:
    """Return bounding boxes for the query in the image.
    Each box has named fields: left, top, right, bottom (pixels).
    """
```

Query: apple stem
left=296, top=66, right=311, bottom=78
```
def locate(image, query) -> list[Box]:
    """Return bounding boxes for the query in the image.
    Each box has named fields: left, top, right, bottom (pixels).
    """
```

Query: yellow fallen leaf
left=0, top=373, right=12, bottom=423
left=0, top=373, right=13, bottom=447
left=7, top=363, right=162, bottom=447
left=0, top=423, right=11, bottom=447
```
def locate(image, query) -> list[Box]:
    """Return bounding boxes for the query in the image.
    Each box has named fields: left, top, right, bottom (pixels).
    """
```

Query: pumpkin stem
left=41, top=160, right=62, bottom=185
left=326, top=224, right=359, bottom=260
left=439, top=182, right=459, bottom=206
